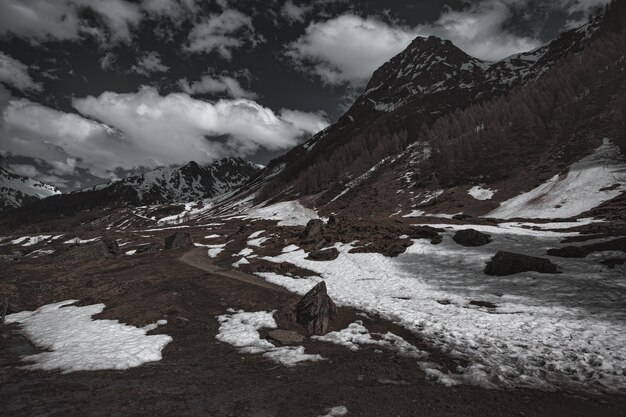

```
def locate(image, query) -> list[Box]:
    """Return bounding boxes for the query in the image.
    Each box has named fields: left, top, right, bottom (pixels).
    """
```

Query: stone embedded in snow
left=300, top=219, right=325, bottom=242
left=5, top=300, right=171, bottom=373
left=487, top=139, right=626, bottom=219
left=306, top=248, right=339, bottom=261
left=453, top=229, right=492, bottom=247
left=164, top=231, right=194, bottom=250
left=484, top=251, right=560, bottom=276
left=468, top=185, right=496, bottom=200
left=268, top=329, right=305, bottom=345
left=296, top=281, right=337, bottom=335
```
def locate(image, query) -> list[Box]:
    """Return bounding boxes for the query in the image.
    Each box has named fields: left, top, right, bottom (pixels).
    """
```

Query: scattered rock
left=307, top=247, right=339, bottom=261
left=300, top=219, right=325, bottom=242
left=547, top=246, right=588, bottom=258
left=296, top=281, right=337, bottom=335
left=63, top=241, right=113, bottom=261
left=164, top=232, right=194, bottom=250
left=485, top=251, right=560, bottom=276
left=601, top=258, right=626, bottom=268
left=470, top=300, right=497, bottom=308
left=349, top=239, right=412, bottom=257
left=453, top=229, right=492, bottom=247
left=407, top=226, right=442, bottom=244
left=268, top=329, right=305, bottom=345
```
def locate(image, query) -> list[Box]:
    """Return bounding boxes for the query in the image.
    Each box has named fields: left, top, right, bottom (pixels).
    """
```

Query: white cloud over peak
left=0, top=86, right=328, bottom=182
left=0, top=52, right=42, bottom=92
left=285, top=15, right=417, bottom=87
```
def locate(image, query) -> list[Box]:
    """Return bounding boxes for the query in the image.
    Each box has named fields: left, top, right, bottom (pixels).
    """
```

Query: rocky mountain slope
left=0, top=167, right=60, bottom=210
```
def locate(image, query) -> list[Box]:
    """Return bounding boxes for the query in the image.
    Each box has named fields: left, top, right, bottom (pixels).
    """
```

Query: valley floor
left=1, top=214, right=626, bottom=416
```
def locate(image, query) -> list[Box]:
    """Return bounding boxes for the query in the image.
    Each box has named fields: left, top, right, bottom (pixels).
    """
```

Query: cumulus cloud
left=1, top=86, right=328, bottom=182
left=130, top=52, right=170, bottom=76
left=178, top=74, right=257, bottom=99
left=286, top=15, right=417, bottom=87
left=184, top=9, right=261, bottom=59
left=0, top=52, right=42, bottom=92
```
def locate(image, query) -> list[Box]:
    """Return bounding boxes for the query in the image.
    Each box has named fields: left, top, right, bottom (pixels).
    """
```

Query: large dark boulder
left=296, top=281, right=337, bottom=335
left=306, top=247, right=339, bottom=261
left=453, top=229, right=492, bottom=247
left=164, top=232, right=194, bottom=250
left=63, top=241, right=113, bottom=261
left=104, top=239, right=120, bottom=255
left=300, top=219, right=325, bottom=242
left=485, top=251, right=560, bottom=276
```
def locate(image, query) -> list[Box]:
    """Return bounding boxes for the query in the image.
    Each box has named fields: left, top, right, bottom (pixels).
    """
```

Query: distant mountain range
left=0, top=157, right=261, bottom=212
left=0, top=167, right=60, bottom=210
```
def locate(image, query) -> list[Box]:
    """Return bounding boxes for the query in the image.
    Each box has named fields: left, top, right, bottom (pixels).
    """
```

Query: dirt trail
left=179, top=248, right=290, bottom=293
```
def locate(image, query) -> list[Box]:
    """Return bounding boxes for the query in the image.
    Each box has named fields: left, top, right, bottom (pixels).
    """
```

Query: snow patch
left=246, top=200, right=319, bottom=226
left=5, top=300, right=171, bottom=373
left=468, top=185, right=496, bottom=200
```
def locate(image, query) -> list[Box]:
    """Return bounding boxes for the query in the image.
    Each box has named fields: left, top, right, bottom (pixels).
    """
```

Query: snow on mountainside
left=488, top=139, right=626, bottom=219
left=0, top=167, right=60, bottom=210
left=76, top=157, right=261, bottom=206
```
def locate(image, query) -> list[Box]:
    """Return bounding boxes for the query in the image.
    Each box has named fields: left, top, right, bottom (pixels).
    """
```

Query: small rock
left=547, top=246, right=588, bottom=258
left=470, top=300, right=497, bottom=308
left=296, top=281, right=337, bottom=335
left=407, top=226, right=442, bottom=244
left=485, top=251, right=560, bottom=276
left=164, top=232, right=194, bottom=250
left=307, top=247, right=339, bottom=261
left=453, top=229, right=492, bottom=247
left=268, top=329, right=305, bottom=345
left=600, top=258, right=626, bottom=268
left=103, top=239, right=120, bottom=255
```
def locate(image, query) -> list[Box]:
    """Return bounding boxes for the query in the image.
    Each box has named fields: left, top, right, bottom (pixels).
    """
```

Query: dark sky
left=0, top=0, right=608, bottom=190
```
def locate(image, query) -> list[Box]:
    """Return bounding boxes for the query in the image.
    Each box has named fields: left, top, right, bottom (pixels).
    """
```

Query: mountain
left=226, top=1, right=626, bottom=223
left=77, top=157, right=261, bottom=206
left=0, top=167, right=60, bottom=210
left=258, top=8, right=609, bottom=201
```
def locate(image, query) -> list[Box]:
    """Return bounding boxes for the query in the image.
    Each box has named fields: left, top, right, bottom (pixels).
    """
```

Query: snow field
left=256, top=224, right=626, bottom=393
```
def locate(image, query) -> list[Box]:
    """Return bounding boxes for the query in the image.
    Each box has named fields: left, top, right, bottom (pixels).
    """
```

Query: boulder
left=268, top=329, right=305, bottom=345
left=485, top=251, right=560, bottom=276
left=296, top=281, right=337, bottom=335
left=300, top=219, right=325, bottom=241
left=164, top=232, right=194, bottom=250
left=453, top=229, right=492, bottom=247
left=306, top=247, right=339, bottom=261
left=104, top=239, right=120, bottom=255
left=63, top=241, right=112, bottom=261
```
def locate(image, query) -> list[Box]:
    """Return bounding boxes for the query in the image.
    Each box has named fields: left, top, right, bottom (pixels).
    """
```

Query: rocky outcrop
left=296, top=281, right=337, bottom=335
left=453, top=229, right=492, bottom=247
left=63, top=240, right=117, bottom=262
left=485, top=251, right=560, bottom=276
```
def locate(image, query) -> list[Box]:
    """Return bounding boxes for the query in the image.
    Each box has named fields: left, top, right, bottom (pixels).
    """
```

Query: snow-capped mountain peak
left=0, top=167, right=61, bottom=210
